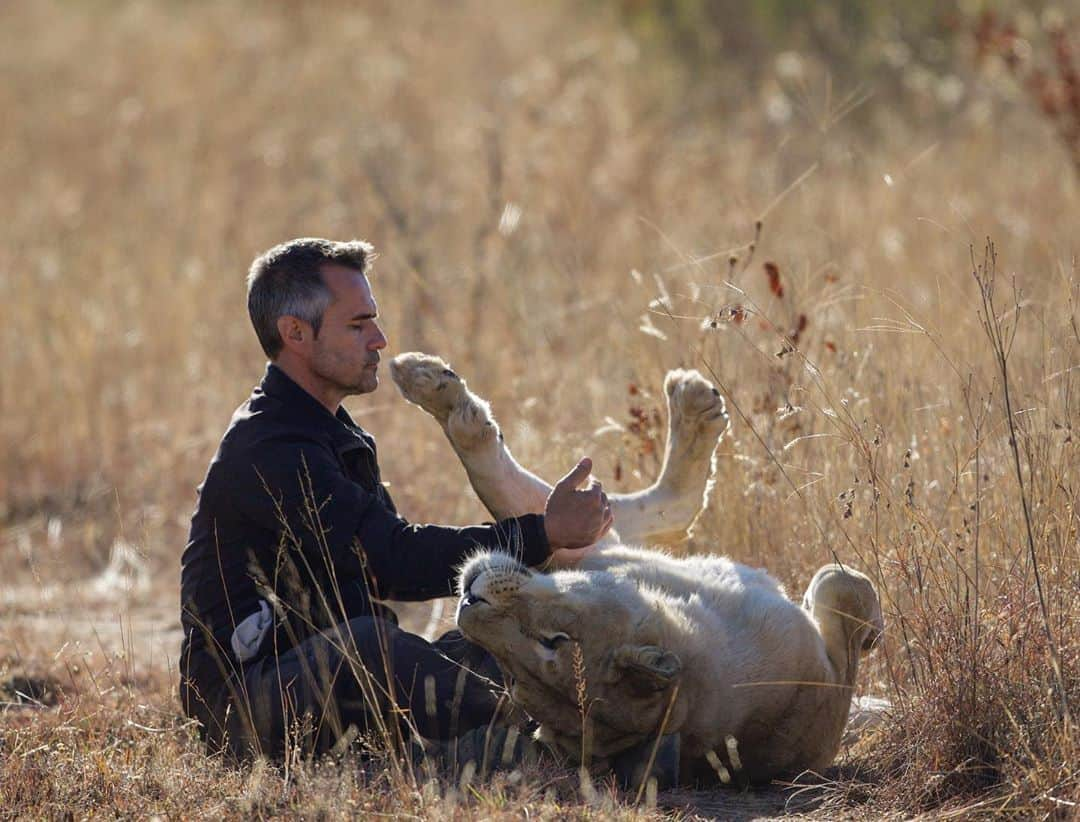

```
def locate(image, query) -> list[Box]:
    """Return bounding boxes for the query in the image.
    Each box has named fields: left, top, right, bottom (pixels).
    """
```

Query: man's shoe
left=419, top=723, right=550, bottom=779
left=611, top=732, right=681, bottom=793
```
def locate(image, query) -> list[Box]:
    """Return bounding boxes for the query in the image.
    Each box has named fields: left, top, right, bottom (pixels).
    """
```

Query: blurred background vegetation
left=616, top=0, right=953, bottom=74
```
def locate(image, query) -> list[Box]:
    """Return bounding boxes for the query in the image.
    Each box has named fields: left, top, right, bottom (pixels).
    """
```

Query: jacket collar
left=259, top=363, right=372, bottom=454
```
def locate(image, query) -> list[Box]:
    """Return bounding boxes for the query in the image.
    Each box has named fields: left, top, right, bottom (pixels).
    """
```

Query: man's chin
left=349, top=373, right=378, bottom=395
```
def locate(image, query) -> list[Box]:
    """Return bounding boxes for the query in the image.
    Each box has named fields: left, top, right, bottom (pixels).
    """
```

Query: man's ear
left=276, top=315, right=307, bottom=350
left=609, top=644, right=681, bottom=693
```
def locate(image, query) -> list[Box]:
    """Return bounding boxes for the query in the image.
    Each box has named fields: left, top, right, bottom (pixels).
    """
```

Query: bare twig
left=972, top=238, right=1072, bottom=725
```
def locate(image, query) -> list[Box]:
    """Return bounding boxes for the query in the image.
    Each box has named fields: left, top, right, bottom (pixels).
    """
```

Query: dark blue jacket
left=179, top=364, right=549, bottom=707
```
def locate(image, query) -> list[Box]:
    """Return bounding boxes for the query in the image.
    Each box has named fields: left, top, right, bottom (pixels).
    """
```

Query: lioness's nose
left=462, top=576, right=490, bottom=608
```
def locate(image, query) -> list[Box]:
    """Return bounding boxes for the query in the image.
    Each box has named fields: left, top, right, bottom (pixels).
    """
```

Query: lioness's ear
left=611, top=645, right=681, bottom=693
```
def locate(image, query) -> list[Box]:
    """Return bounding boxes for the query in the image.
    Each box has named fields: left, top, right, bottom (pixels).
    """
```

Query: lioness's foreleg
left=389, top=353, right=551, bottom=520
left=390, top=354, right=729, bottom=549
left=608, top=369, right=729, bottom=545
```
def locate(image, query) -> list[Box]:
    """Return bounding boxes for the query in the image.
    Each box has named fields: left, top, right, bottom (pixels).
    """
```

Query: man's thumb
left=556, top=457, right=592, bottom=491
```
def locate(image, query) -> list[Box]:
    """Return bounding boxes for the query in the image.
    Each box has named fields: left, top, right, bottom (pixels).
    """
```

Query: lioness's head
left=457, top=551, right=684, bottom=759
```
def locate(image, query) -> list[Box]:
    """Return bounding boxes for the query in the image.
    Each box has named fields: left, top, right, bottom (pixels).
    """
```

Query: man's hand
left=543, top=457, right=613, bottom=565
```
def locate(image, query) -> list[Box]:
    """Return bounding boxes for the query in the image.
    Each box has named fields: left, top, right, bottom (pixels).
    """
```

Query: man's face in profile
left=309, top=263, right=388, bottom=396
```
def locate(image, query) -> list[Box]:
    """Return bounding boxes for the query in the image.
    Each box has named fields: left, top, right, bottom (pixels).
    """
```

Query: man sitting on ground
left=179, top=238, right=612, bottom=762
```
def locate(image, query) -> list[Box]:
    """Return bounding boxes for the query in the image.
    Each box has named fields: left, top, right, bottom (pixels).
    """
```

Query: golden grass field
left=1, top=1, right=1077, bottom=817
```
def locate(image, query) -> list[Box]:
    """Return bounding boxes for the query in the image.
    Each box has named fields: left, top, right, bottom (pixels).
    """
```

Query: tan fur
left=456, top=549, right=882, bottom=784
left=390, top=352, right=883, bottom=784
left=389, top=352, right=730, bottom=548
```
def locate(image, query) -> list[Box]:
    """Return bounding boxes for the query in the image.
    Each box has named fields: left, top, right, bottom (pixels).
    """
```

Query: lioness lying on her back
left=456, top=548, right=881, bottom=785
left=390, top=353, right=882, bottom=784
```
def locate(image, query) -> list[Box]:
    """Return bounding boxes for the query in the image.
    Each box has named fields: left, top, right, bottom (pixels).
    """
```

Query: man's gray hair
left=246, top=237, right=375, bottom=359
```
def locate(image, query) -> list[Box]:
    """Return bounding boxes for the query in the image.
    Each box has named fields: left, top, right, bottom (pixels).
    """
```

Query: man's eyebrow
left=349, top=312, right=378, bottom=321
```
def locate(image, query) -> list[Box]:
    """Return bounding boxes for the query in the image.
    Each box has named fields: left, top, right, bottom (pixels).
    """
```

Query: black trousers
left=208, top=617, right=506, bottom=760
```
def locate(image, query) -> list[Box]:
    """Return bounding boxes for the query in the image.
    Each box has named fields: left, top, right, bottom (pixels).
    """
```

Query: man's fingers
left=595, top=505, right=614, bottom=539
left=546, top=456, right=616, bottom=550
left=556, top=457, right=593, bottom=491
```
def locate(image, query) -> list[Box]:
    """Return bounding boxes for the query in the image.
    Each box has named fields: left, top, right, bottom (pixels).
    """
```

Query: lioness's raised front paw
left=389, top=352, right=469, bottom=424
left=664, top=369, right=731, bottom=440
left=390, top=352, right=500, bottom=450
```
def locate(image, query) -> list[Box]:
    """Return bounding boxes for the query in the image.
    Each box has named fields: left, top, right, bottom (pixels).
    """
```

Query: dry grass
left=1, top=1, right=1077, bottom=817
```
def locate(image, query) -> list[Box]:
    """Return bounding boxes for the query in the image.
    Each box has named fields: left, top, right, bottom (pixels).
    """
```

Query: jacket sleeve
left=223, top=436, right=550, bottom=602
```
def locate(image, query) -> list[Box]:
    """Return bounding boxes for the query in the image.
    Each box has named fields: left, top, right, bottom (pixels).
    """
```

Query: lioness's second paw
left=664, top=369, right=731, bottom=439
left=390, top=352, right=469, bottom=424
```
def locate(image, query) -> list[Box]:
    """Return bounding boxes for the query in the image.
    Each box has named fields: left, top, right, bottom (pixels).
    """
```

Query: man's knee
left=332, top=616, right=405, bottom=671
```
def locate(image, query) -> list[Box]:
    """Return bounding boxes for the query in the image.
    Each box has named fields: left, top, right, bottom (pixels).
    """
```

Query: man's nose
left=370, top=323, right=388, bottom=350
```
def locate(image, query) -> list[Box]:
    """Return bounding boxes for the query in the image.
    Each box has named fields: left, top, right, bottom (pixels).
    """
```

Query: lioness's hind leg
left=803, top=565, right=884, bottom=677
